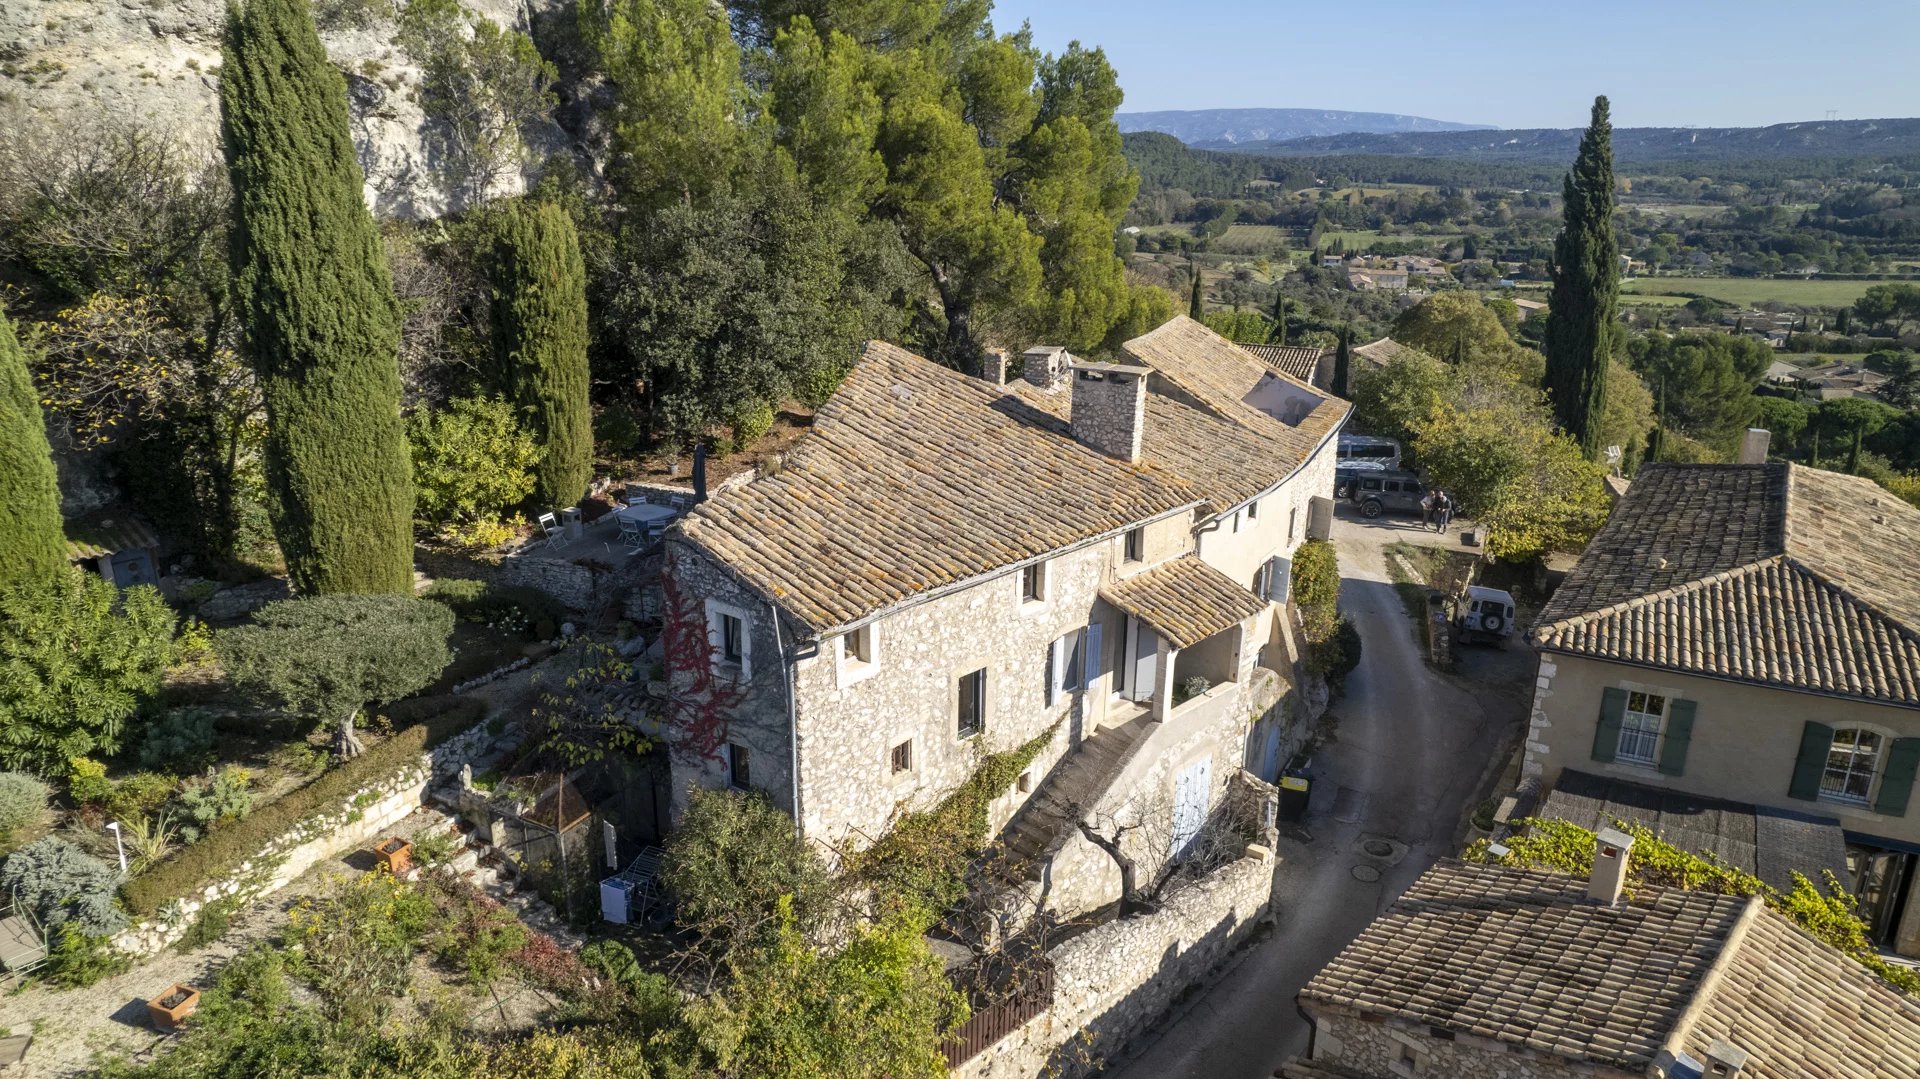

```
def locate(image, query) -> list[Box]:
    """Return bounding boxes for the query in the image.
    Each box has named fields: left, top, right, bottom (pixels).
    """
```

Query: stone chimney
left=1704, top=1039, right=1749, bottom=1077
left=1069, top=361, right=1150, bottom=464
left=982, top=348, right=1008, bottom=386
left=1736, top=428, right=1770, bottom=465
left=1023, top=345, right=1072, bottom=391
left=1589, top=826, right=1634, bottom=906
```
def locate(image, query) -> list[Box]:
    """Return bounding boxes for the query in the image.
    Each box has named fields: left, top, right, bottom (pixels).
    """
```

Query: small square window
left=1021, top=562, right=1045, bottom=603
left=957, top=668, right=986, bottom=738
left=1247, top=499, right=1259, bottom=520
left=890, top=740, right=913, bottom=776
left=720, top=613, right=744, bottom=665
left=1123, top=527, right=1144, bottom=563
left=726, top=742, right=751, bottom=790
left=1017, top=769, right=1033, bottom=794
left=845, top=624, right=873, bottom=665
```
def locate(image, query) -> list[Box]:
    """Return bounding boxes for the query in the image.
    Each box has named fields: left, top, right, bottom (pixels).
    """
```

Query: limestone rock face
left=1, top=0, right=568, bottom=219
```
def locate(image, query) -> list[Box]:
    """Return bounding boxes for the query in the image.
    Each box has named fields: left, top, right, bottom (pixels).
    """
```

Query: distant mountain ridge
left=1204, top=118, right=1920, bottom=162
left=1117, top=108, right=1490, bottom=145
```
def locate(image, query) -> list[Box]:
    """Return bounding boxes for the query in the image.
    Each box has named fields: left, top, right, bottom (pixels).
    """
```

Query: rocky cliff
left=0, top=0, right=566, bottom=218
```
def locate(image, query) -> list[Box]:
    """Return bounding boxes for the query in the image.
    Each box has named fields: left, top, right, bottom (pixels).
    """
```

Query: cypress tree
left=221, top=0, right=414, bottom=595
left=0, top=313, right=66, bottom=591
left=1542, top=95, right=1619, bottom=459
left=1268, top=291, right=1287, bottom=345
left=1189, top=265, right=1204, bottom=321
left=1332, top=325, right=1352, bottom=398
left=487, top=201, right=592, bottom=508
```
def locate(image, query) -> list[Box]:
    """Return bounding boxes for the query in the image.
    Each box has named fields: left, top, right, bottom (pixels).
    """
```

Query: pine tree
left=1189, top=264, right=1204, bottom=321
left=1332, top=325, right=1352, bottom=399
left=487, top=201, right=592, bottom=508
left=221, top=0, right=414, bottom=595
left=1541, top=95, right=1619, bottom=459
left=0, top=313, right=65, bottom=591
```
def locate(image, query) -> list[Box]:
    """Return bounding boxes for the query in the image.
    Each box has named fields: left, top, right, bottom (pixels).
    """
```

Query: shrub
left=1290, top=539, right=1342, bottom=644
left=41, top=928, right=132, bottom=988
left=171, top=767, right=254, bottom=843
left=104, top=771, right=178, bottom=821
left=441, top=514, right=519, bottom=551
left=424, top=579, right=566, bottom=640
left=120, top=696, right=485, bottom=916
left=728, top=400, right=775, bottom=446
left=287, top=870, right=435, bottom=1025
left=666, top=789, right=832, bottom=946
left=172, top=617, right=216, bottom=669
left=0, top=771, right=50, bottom=844
left=0, top=570, right=175, bottom=774
left=0, top=837, right=126, bottom=935
left=174, top=894, right=243, bottom=952
left=139, top=708, right=219, bottom=771
left=594, top=407, right=643, bottom=455
left=120, top=812, right=178, bottom=873
left=68, top=756, right=111, bottom=805
left=409, top=396, right=543, bottom=526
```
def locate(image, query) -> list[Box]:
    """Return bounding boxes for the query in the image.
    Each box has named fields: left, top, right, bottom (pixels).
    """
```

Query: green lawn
left=1620, top=275, right=1883, bottom=308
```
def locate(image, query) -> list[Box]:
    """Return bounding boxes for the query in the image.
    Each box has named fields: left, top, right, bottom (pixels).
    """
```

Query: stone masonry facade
left=1303, top=1008, right=1632, bottom=1079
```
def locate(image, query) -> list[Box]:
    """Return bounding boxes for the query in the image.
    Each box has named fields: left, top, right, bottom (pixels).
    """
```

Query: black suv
left=1346, top=469, right=1428, bottom=519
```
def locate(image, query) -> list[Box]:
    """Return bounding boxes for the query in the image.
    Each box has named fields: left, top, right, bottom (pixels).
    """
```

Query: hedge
left=120, top=695, right=486, bottom=917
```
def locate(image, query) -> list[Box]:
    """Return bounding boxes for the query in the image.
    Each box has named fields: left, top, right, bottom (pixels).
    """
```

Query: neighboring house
left=1350, top=336, right=1415, bottom=374
left=666, top=317, right=1347, bottom=915
left=1524, top=463, right=1920, bottom=956
left=1283, top=853, right=1920, bottom=1079
left=1764, top=358, right=1802, bottom=382
left=1239, top=343, right=1333, bottom=390
left=1799, top=360, right=1888, bottom=401
left=64, top=509, right=160, bottom=589
left=1510, top=297, right=1548, bottom=321
left=1345, top=265, right=1408, bottom=291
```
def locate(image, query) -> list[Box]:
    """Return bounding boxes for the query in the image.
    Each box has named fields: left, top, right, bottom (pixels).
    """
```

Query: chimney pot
left=1589, top=826, right=1634, bottom=906
left=1068, top=361, right=1150, bottom=464
left=1736, top=428, right=1770, bottom=465
left=1705, top=1039, right=1749, bottom=1076
left=1023, top=345, right=1073, bottom=390
left=982, top=348, right=1008, bottom=386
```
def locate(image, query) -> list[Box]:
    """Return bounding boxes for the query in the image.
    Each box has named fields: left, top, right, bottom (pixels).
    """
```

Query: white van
left=1337, top=434, right=1402, bottom=471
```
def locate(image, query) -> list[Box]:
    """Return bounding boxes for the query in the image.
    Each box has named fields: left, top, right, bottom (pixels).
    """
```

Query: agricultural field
left=1214, top=223, right=1297, bottom=254
left=1320, top=229, right=1466, bottom=252
left=1619, top=275, right=1883, bottom=308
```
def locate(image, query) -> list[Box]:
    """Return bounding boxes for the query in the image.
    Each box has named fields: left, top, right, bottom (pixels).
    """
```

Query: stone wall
left=1305, top=1008, right=1631, bottom=1079
left=110, top=709, right=507, bottom=957
left=955, top=850, right=1277, bottom=1079
left=417, top=544, right=663, bottom=618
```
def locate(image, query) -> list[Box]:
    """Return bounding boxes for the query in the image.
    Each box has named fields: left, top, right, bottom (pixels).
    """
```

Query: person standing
left=1435, top=489, right=1454, bottom=535
left=1420, top=488, right=1436, bottom=530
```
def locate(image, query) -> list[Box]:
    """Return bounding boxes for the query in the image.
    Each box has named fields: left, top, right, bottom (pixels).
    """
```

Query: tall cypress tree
left=1332, top=325, right=1352, bottom=399
left=1268, top=291, right=1287, bottom=344
left=1542, top=95, right=1619, bottom=459
left=1189, top=265, right=1204, bottom=321
left=0, top=313, right=66, bottom=591
left=488, top=201, right=592, bottom=508
left=221, top=0, right=414, bottom=594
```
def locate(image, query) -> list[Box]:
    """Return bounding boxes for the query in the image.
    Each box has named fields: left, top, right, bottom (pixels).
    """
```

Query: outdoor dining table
left=612, top=502, right=677, bottom=529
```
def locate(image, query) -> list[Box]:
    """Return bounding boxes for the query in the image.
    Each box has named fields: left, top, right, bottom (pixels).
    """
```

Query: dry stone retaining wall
left=955, top=850, right=1276, bottom=1078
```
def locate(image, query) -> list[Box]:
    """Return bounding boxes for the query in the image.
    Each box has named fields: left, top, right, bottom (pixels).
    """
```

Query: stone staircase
left=396, top=798, right=585, bottom=946
left=998, top=715, right=1154, bottom=881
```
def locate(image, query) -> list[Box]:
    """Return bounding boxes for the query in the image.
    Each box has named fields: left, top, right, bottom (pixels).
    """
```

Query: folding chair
left=538, top=511, right=568, bottom=548
left=619, top=517, right=647, bottom=554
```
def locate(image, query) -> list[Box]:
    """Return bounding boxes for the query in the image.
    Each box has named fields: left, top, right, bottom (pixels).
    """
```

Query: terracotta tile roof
left=1301, top=859, right=1920, bottom=1077
left=676, top=341, right=1202, bottom=635
left=1237, top=343, right=1328, bottom=384
left=63, top=510, right=159, bottom=561
left=1351, top=336, right=1415, bottom=369
left=1013, top=317, right=1349, bottom=516
left=1533, top=464, right=1920, bottom=707
left=1099, top=556, right=1267, bottom=648
left=1679, top=902, right=1920, bottom=1079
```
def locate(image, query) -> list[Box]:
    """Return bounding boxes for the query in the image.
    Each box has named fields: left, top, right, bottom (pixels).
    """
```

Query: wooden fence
left=940, top=964, right=1055, bottom=1069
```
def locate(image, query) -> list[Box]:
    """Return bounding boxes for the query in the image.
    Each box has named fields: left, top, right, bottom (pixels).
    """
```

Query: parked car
left=1337, top=434, right=1403, bottom=471
left=1333, top=459, right=1388, bottom=499
left=1452, top=586, right=1518, bottom=646
left=1346, top=469, right=1427, bottom=519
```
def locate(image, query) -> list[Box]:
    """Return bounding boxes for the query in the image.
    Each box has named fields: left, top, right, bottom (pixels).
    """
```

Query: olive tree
left=217, top=595, right=453, bottom=760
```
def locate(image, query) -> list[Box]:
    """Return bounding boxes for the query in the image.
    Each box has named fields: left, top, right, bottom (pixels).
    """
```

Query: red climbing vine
left=660, top=551, right=748, bottom=765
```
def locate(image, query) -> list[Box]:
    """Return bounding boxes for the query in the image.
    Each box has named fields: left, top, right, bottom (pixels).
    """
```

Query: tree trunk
left=1077, top=820, right=1148, bottom=916
left=335, top=708, right=367, bottom=760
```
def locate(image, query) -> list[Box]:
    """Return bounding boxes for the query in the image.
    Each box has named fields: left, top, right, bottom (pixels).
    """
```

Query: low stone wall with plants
left=111, top=696, right=497, bottom=957
left=955, top=849, right=1276, bottom=1078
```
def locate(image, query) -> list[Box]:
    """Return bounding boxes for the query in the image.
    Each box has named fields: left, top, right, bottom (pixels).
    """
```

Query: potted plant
left=148, top=983, right=199, bottom=1030
left=373, top=837, right=413, bottom=874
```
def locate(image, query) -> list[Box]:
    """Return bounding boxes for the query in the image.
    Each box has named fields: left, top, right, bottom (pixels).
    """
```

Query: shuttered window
left=1591, top=688, right=1694, bottom=774
left=1789, top=723, right=1920, bottom=816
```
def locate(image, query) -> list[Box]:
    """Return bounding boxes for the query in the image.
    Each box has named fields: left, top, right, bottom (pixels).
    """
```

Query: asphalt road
left=1103, top=509, right=1524, bottom=1079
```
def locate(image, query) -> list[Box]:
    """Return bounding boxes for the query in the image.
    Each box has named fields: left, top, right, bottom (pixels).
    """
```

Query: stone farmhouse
left=1283, top=848, right=1920, bottom=1079
left=1523, top=463, right=1920, bottom=958
left=1240, top=343, right=1335, bottom=392
left=664, top=316, right=1346, bottom=916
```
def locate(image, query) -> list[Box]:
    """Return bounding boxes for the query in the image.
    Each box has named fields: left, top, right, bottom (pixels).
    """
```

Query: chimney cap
left=1705, top=1039, right=1749, bottom=1073
left=1596, top=826, right=1635, bottom=853
left=1069, top=359, right=1153, bottom=378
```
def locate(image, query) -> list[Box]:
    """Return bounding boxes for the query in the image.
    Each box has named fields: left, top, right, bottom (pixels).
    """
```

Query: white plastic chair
left=538, top=511, right=568, bottom=548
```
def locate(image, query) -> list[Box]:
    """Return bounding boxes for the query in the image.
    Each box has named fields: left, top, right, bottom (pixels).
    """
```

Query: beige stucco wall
left=1523, top=652, right=1920, bottom=845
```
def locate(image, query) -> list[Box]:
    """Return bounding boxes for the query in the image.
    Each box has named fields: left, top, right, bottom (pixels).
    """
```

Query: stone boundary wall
left=111, top=716, right=506, bottom=957
left=956, top=850, right=1276, bottom=1078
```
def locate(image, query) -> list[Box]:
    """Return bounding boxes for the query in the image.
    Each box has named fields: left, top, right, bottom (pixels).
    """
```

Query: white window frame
left=704, top=599, right=752, bottom=682
left=1822, top=726, right=1884, bottom=806
left=956, top=668, right=987, bottom=740
left=1046, top=629, right=1084, bottom=707
left=1123, top=527, right=1144, bottom=563
left=836, top=621, right=880, bottom=688
left=1617, top=691, right=1666, bottom=766
left=1019, top=559, right=1050, bottom=608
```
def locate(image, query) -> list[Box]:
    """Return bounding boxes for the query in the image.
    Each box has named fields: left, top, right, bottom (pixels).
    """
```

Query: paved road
left=1104, top=510, right=1524, bottom=1079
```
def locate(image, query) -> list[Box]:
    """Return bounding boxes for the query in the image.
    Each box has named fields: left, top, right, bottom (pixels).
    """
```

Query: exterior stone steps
left=998, top=716, right=1155, bottom=879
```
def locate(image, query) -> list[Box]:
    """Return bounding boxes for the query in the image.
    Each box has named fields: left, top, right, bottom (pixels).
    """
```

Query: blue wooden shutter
left=1874, top=737, right=1920, bottom=817
left=1591, top=687, right=1628, bottom=764
left=1788, top=721, right=1834, bottom=801
left=1083, top=623, right=1103, bottom=690
left=1657, top=699, right=1696, bottom=776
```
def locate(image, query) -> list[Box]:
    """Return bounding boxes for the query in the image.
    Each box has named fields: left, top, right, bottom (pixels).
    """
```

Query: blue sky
left=993, top=0, right=1920, bottom=129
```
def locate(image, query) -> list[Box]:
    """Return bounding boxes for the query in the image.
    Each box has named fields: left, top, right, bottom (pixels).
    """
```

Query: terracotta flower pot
left=374, top=837, right=413, bottom=874
left=148, top=983, right=199, bottom=1030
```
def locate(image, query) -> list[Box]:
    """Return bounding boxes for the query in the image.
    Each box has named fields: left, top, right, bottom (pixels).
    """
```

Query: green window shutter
left=1788, top=721, right=1835, bottom=801
left=1658, top=700, right=1696, bottom=776
left=1591, top=687, right=1628, bottom=764
left=1873, top=737, right=1920, bottom=817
